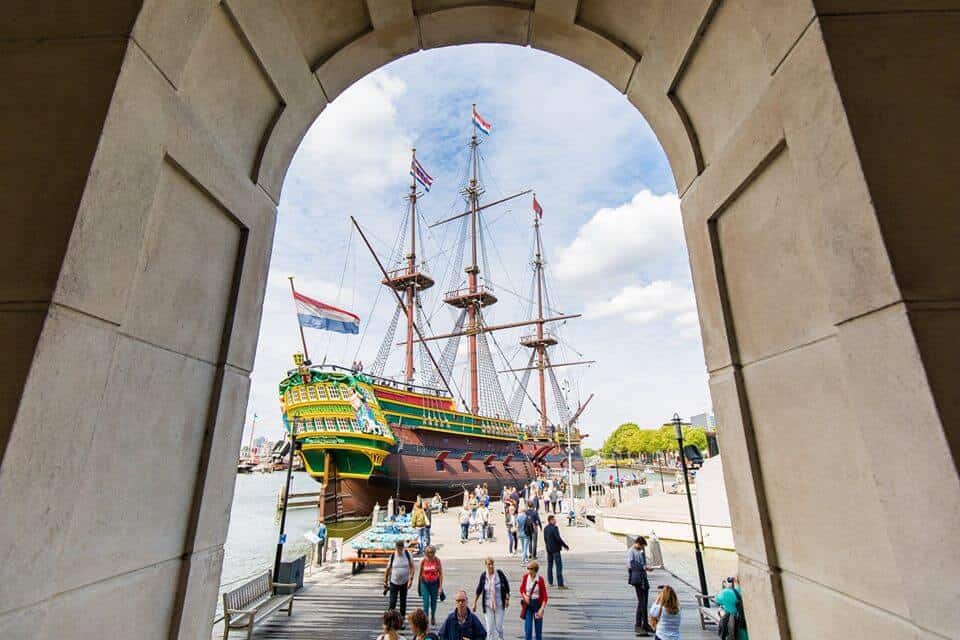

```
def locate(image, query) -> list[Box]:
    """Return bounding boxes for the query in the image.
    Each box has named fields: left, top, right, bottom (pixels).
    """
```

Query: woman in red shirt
left=418, top=545, right=444, bottom=626
left=519, top=560, right=549, bottom=640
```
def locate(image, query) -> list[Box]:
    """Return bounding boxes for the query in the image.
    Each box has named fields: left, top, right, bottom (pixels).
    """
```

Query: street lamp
left=273, top=428, right=301, bottom=589
left=612, top=450, right=623, bottom=503
left=673, top=412, right=709, bottom=600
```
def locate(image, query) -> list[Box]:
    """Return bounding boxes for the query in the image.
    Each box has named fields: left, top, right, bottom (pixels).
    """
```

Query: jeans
left=425, top=525, right=431, bottom=547
left=508, top=530, right=518, bottom=554
left=633, top=584, right=650, bottom=629
left=530, top=531, right=539, bottom=558
left=484, top=604, right=506, bottom=640
left=419, top=579, right=439, bottom=619
left=524, top=599, right=543, bottom=640
left=417, top=527, right=428, bottom=553
left=520, top=534, right=530, bottom=561
left=547, top=551, right=564, bottom=587
left=388, top=582, right=409, bottom=618
left=461, top=522, right=469, bottom=540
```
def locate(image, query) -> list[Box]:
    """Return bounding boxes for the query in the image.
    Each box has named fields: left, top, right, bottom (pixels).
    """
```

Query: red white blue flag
left=411, top=157, right=434, bottom=192
left=472, top=106, right=492, bottom=136
left=294, top=291, right=360, bottom=335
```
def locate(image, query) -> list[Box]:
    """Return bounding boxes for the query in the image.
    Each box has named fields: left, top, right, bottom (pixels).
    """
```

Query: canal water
left=221, top=471, right=325, bottom=590
left=222, top=469, right=737, bottom=595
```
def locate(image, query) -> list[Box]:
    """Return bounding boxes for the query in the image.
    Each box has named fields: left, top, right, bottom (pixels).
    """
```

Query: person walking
left=519, top=560, right=548, bottom=640
left=408, top=608, right=441, bottom=640
left=376, top=609, right=404, bottom=640
left=505, top=505, right=519, bottom=557
left=412, top=500, right=429, bottom=555
left=715, top=576, right=748, bottom=640
left=628, top=536, right=654, bottom=636
left=517, top=507, right=531, bottom=563
left=648, top=585, right=681, bottom=640
left=437, top=590, right=487, bottom=640
left=417, top=545, right=444, bottom=626
left=476, top=503, right=490, bottom=544
left=459, top=507, right=471, bottom=543
left=542, top=514, right=569, bottom=589
left=527, top=507, right=542, bottom=559
left=473, top=557, right=510, bottom=640
left=383, top=540, right=414, bottom=620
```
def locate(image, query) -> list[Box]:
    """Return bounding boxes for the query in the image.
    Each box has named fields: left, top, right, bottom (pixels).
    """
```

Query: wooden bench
left=346, top=555, right=391, bottom=574
left=694, top=593, right=721, bottom=630
left=221, top=571, right=296, bottom=639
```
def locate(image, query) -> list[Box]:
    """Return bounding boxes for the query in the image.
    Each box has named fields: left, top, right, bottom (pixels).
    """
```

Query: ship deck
left=216, top=502, right=717, bottom=639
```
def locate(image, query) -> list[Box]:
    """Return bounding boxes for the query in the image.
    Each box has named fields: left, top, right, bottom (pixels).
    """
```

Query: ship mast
left=383, top=149, right=434, bottom=386
left=517, top=199, right=595, bottom=433
left=533, top=213, right=549, bottom=432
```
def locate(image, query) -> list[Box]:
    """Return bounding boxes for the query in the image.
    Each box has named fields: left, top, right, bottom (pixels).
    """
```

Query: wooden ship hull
left=280, top=366, right=583, bottom=521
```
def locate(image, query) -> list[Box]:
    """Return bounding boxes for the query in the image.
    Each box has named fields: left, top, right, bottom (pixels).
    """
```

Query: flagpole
left=288, top=276, right=312, bottom=363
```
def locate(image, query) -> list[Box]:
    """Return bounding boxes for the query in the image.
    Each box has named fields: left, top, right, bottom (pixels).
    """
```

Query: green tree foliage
left=600, top=422, right=709, bottom=457
left=582, top=447, right=597, bottom=458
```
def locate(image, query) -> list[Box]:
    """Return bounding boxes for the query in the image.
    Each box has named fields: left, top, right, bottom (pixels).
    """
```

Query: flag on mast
left=410, top=157, right=434, bottom=191
left=472, top=106, right=492, bottom=136
left=533, top=195, right=543, bottom=219
left=294, top=291, right=360, bottom=335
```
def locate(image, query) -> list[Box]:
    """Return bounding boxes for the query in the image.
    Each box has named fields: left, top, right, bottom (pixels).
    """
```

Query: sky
left=244, top=44, right=712, bottom=449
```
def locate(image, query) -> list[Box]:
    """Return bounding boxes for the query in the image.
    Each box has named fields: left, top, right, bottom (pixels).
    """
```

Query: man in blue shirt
left=438, top=589, right=487, bottom=640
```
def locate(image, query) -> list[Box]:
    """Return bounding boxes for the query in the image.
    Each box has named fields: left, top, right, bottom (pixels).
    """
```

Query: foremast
left=382, top=149, right=434, bottom=385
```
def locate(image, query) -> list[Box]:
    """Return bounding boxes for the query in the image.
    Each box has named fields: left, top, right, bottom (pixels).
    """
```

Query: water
left=220, top=471, right=323, bottom=590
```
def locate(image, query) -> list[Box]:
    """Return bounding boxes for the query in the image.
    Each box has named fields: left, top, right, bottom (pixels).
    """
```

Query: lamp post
left=273, top=428, right=300, bottom=589
left=674, top=412, right=709, bottom=599
left=612, top=450, right=623, bottom=503
left=658, top=449, right=666, bottom=493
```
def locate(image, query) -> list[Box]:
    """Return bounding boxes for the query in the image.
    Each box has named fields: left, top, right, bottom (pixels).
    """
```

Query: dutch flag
left=411, top=157, right=434, bottom=192
left=294, top=291, right=360, bottom=335
left=472, top=106, right=492, bottom=136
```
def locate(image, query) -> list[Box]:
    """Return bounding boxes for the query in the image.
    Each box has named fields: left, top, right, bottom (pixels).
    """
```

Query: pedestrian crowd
left=377, top=478, right=748, bottom=640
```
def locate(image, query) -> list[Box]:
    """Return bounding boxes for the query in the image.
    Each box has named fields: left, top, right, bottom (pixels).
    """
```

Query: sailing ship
left=278, top=107, right=593, bottom=521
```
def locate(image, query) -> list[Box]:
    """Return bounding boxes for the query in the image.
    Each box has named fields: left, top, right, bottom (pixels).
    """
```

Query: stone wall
left=0, top=2, right=956, bottom=638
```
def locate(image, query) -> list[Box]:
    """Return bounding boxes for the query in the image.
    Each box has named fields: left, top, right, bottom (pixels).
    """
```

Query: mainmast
left=525, top=209, right=556, bottom=432
left=383, top=148, right=434, bottom=385
left=442, top=105, right=498, bottom=413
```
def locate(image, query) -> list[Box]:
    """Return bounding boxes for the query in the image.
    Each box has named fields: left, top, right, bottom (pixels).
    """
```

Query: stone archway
left=1, top=2, right=957, bottom=639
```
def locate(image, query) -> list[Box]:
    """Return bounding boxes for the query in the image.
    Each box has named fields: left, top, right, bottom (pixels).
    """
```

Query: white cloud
left=554, top=190, right=682, bottom=286
left=296, top=71, right=412, bottom=191
left=585, top=280, right=696, bottom=327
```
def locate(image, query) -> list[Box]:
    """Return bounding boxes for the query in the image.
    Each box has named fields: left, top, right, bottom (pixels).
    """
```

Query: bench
left=694, top=593, right=721, bottom=630
left=346, top=555, right=391, bottom=574
left=221, top=571, right=296, bottom=639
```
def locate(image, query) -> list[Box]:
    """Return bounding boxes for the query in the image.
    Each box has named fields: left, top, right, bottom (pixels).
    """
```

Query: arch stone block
left=1, top=3, right=959, bottom=639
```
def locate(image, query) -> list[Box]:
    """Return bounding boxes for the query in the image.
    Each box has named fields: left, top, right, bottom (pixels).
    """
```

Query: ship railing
left=443, top=282, right=495, bottom=299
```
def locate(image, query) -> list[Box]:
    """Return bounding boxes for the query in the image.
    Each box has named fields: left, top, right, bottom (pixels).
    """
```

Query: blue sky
left=245, top=44, right=711, bottom=447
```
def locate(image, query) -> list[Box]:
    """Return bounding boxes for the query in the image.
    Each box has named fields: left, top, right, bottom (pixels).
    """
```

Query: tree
left=582, top=447, right=597, bottom=458
left=601, top=423, right=641, bottom=456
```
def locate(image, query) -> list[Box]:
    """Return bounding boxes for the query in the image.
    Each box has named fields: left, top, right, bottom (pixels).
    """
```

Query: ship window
left=307, top=386, right=317, bottom=400
left=336, top=418, right=350, bottom=431
left=328, top=385, right=341, bottom=400
left=317, top=385, right=328, bottom=399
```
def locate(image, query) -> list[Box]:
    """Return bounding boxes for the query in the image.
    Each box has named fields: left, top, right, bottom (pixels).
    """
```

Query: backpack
left=718, top=589, right=747, bottom=639
left=523, top=514, right=536, bottom=536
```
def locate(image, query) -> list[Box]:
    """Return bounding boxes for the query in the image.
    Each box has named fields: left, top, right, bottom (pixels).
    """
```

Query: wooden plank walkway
left=217, top=507, right=717, bottom=639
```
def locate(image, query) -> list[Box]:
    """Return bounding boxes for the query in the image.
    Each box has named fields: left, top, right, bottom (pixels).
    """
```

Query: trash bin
left=275, top=555, right=305, bottom=594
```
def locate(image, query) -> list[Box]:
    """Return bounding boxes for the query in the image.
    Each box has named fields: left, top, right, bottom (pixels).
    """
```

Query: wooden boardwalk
left=217, top=508, right=717, bottom=639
